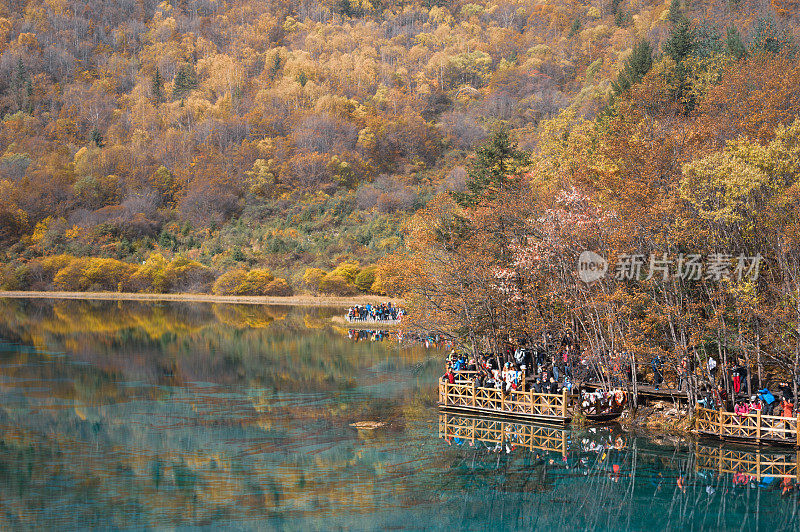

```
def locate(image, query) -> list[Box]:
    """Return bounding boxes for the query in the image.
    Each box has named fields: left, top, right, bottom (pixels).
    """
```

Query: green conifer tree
left=268, top=53, right=282, bottom=81
left=452, top=129, right=530, bottom=208
left=172, top=64, right=197, bottom=100
left=11, top=58, right=33, bottom=113
left=664, top=17, right=696, bottom=62
left=611, top=40, right=653, bottom=95
left=152, top=68, right=164, bottom=104
left=89, top=127, right=104, bottom=147
left=725, top=27, right=747, bottom=59
left=667, top=0, right=685, bottom=24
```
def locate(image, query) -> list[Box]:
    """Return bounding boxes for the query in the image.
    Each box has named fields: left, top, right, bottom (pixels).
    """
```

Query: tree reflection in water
left=0, top=298, right=797, bottom=529
left=438, top=413, right=800, bottom=530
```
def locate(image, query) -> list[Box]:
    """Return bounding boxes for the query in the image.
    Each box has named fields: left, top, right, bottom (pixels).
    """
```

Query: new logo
left=578, top=251, right=608, bottom=283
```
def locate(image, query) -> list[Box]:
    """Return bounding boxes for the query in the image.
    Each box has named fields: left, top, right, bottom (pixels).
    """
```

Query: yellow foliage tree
left=303, top=267, right=327, bottom=294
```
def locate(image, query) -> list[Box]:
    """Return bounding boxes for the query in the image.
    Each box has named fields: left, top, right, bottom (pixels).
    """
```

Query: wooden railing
left=695, top=443, right=800, bottom=480
left=439, top=381, right=571, bottom=422
left=438, top=413, right=568, bottom=455
left=695, top=406, right=800, bottom=446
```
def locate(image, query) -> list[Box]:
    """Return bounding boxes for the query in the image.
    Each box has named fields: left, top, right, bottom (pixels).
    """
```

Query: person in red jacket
left=782, top=396, right=794, bottom=418
left=442, top=367, right=455, bottom=384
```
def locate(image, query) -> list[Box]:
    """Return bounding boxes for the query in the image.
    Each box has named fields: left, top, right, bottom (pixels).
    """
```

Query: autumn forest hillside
left=1, top=0, right=799, bottom=296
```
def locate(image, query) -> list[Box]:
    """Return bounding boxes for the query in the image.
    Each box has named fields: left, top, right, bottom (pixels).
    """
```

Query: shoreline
left=0, top=290, right=404, bottom=308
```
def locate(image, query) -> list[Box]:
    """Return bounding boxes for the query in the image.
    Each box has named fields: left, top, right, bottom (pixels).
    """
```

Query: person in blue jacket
left=758, top=388, right=776, bottom=415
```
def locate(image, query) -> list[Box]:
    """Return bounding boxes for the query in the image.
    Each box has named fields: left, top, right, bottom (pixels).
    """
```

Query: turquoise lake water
left=0, top=298, right=798, bottom=530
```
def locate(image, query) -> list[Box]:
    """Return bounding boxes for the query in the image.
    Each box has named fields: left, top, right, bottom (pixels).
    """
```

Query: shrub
left=213, top=268, right=293, bottom=296
left=263, top=277, right=293, bottom=296
left=53, top=257, right=137, bottom=291
left=354, top=265, right=376, bottom=292
left=303, top=267, right=327, bottom=293
left=318, top=273, right=357, bottom=295
left=329, top=261, right=360, bottom=284
left=237, top=268, right=274, bottom=294
left=40, top=254, right=77, bottom=278
left=212, top=269, right=247, bottom=295
left=131, top=254, right=216, bottom=293
left=130, top=253, right=170, bottom=292
left=167, top=257, right=215, bottom=293
left=0, top=264, right=33, bottom=290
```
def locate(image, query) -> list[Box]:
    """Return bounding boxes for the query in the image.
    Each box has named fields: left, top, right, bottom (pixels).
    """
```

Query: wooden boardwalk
left=696, top=406, right=799, bottom=447
left=346, top=318, right=402, bottom=327
left=439, top=381, right=572, bottom=424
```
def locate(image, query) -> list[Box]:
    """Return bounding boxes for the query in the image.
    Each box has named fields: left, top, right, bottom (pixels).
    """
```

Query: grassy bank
left=0, top=291, right=403, bottom=308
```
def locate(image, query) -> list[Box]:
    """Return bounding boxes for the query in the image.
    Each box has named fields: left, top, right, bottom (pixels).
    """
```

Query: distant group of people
left=346, top=303, right=403, bottom=322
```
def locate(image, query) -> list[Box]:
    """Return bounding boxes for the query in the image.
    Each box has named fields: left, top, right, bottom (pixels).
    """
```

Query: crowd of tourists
left=441, top=341, right=579, bottom=396
left=435, top=330, right=800, bottom=424
left=580, top=349, right=799, bottom=419
left=665, top=353, right=800, bottom=419
left=697, top=380, right=796, bottom=418
left=441, top=347, right=629, bottom=417
left=346, top=303, right=404, bottom=322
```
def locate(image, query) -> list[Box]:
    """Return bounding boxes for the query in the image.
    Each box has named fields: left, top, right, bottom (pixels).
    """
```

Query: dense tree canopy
left=380, top=31, right=800, bottom=403
left=0, top=0, right=799, bottom=297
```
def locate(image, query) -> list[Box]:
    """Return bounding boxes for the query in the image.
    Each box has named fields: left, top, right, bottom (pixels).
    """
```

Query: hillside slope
left=1, top=0, right=798, bottom=294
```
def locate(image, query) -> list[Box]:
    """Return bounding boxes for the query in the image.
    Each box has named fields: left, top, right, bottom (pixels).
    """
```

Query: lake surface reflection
left=0, top=298, right=798, bottom=530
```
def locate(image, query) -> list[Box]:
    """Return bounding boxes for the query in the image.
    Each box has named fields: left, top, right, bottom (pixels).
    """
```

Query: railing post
left=501, top=388, right=505, bottom=412
left=796, top=450, right=799, bottom=482
left=757, top=409, right=762, bottom=443
left=718, top=409, right=723, bottom=438
left=562, top=389, right=568, bottom=418
left=472, top=380, right=476, bottom=407
left=444, top=381, right=449, bottom=406
left=470, top=417, right=475, bottom=444
left=796, top=413, right=799, bottom=448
